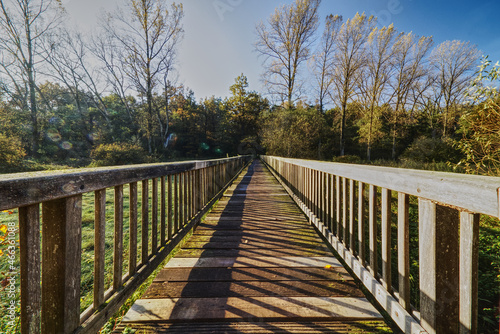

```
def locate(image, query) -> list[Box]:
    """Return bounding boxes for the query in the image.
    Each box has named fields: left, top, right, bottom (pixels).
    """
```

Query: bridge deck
left=118, top=161, right=391, bottom=333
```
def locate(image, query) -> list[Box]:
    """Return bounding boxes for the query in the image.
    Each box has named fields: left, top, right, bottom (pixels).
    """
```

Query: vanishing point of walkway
left=119, top=161, right=391, bottom=333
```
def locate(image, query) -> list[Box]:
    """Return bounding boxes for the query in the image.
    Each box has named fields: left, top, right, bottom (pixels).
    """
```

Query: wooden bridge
left=1, top=155, right=499, bottom=333
left=118, top=160, right=389, bottom=333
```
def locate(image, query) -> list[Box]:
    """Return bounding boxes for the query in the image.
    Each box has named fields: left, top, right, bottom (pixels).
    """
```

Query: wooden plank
left=160, top=176, right=166, bottom=245
left=343, top=177, right=347, bottom=242
left=94, top=189, right=106, bottom=309
left=167, top=175, right=172, bottom=240
left=143, top=280, right=364, bottom=299
left=349, top=179, right=355, bottom=251
left=142, top=180, right=149, bottom=264
left=176, top=247, right=330, bottom=258
left=419, top=199, right=459, bottom=334
left=153, top=267, right=349, bottom=282
left=174, top=174, right=179, bottom=234
left=114, top=185, right=124, bottom=291
left=381, top=188, right=391, bottom=292
left=164, top=256, right=342, bottom=269
left=260, top=156, right=500, bottom=218
left=358, top=182, right=365, bottom=265
left=19, top=204, right=41, bottom=334
left=129, top=182, right=138, bottom=275
left=397, top=192, right=410, bottom=311
left=368, top=185, right=377, bottom=277
left=152, top=178, right=158, bottom=253
left=41, top=195, right=82, bottom=333
left=459, top=212, right=479, bottom=334
left=122, top=297, right=383, bottom=322
left=336, top=175, right=341, bottom=237
left=0, top=157, right=248, bottom=211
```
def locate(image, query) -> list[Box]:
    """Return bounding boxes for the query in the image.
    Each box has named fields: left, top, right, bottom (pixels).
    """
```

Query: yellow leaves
left=0, top=225, right=7, bottom=234
left=324, top=265, right=332, bottom=269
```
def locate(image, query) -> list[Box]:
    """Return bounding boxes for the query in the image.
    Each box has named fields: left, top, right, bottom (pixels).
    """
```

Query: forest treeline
left=0, top=0, right=499, bottom=176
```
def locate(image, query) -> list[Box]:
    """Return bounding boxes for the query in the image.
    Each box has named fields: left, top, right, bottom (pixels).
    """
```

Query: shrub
left=90, top=143, right=151, bottom=167
left=400, top=136, right=460, bottom=163
left=332, top=155, right=363, bottom=164
left=0, top=133, right=26, bottom=170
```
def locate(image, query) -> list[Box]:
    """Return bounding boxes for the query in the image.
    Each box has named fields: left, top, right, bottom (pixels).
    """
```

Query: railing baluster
left=358, top=182, right=365, bottom=265
left=369, top=184, right=377, bottom=277
left=94, top=189, right=106, bottom=309
left=141, top=180, right=149, bottom=264
left=459, top=212, right=479, bottom=333
left=184, top=171, right=188, bottom=224
left=349, top=179, right=355, bottom=251
left=174, top=174, right=179, bottom=234
left=41, top=195, right=82, bottom=333
left=336, top=176, right=341, bottom=237
left=397, top=192, right=410, bottom=311
left=330, top=173, right=335, bottom=233
left=343, top=177, right=348, bottom=242
left=114, top=185, right=124, bottom=291
left=419, top=199, right=459, bottom=334
left=167, top=175, right=173, bottom=240
left=160, top=176, right=166, bottom=245
left=152, top=178, right=158, bottom=253
left=381, top=188, right=392, bottom=292
left=19, top=204, right=41, bottom=334
left=129, top=182, right=138, bottom=275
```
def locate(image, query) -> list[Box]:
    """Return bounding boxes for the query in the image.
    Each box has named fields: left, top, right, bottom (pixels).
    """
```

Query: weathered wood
left=459, top=212, right=479, bottom=334
left=261, top=156, right=500, bottom=218
left=152, top=178, right=158, bottom=253
left=167, top=175, right=173, bottom=240
left=129, top=182, right=138, bottom=275
left=358, top=182, right=365, bottom=265
left=114, top=185, right=124, bottom=291
left=368, top=185, right=377, bottom=277
left=397, top=192, right=410, bottom=311
left=41, top=195, right=82, bottom=333
left=142, top=180, right=149, bottom=264
left=336, top=175, right=341, bottom=237
left=349, top=179, right=355, bottom=251
left=183, top=171, right=188, bottom=225
left=19, top=204, right=41, bottom=334
left=0, top=157, right=247, bottom=211
left=174, top=174, right=179, bottom=234
left=381, top=188, right=391, bottom=292
left=123, top=297, right=382, bottom=322
left=342, top=177, right=348, bottom=242
left=160, top=176, right=166, bottom=245
left=94, top=189, right=106, bottom=309
left=419, top=199, right=459, bottom=334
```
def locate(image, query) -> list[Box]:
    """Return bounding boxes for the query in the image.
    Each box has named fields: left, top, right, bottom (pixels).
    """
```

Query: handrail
left=262, top=155, right=500, bottom=334
left=1, top=155, right=251, bottom=333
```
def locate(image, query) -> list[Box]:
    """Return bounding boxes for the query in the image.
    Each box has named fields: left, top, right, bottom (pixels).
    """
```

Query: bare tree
left=0, top=0, right=63, bottom=156
left=430, top=40, right=480, bottom=136
left=388, top=32, right=433, bottom=159
left=312, top=14, right=341, bottom=113
left=104, top=0, right=184, bottom=153
left=255, top=0, right=321, bottom=107
left=329, top=12, right=375, bottom=156
left=358, top=24, right=399, bottom=160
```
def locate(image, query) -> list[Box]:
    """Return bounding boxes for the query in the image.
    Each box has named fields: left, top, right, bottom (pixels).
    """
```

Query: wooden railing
left=0, top=156, right=250, bottom=333
left=262, top=155, right=500, bottom=334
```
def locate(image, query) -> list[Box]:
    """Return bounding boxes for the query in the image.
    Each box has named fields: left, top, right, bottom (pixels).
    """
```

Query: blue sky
left=65, top=0, right=500, bottom=100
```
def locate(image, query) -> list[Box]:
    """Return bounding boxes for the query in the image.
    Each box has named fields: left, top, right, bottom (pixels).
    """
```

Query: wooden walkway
left=119, top=161, right=391, bottom=333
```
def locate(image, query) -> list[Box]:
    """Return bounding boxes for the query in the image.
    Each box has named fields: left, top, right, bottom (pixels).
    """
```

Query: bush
left=400, top=136, right=460, bottom=163
left=0, top=133, right=26, bottom=170
left=90, top=143, right=151, bottom=167
left=332, top=155, right=363, bottom=164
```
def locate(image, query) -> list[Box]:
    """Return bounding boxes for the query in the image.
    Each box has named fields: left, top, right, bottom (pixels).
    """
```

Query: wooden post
left=398, top=192, right=410, bottom=311
left=358, top=182, right=365, bottom=265
left=114, top=185, right=124, bottom=291
left=459, top=212, right=479, bottom=334
left=419, top=199, right=459, bottom=334
left=369, top=185, right=377, bottom=277
left=381, top=188, right=392, bottom=292
left=349, top=179, right=355, bottom=251
left=160, top=176, right=166, bottom=245
left=167, top=175, right=173, bottom=240
left=336, top=176, right=341, bottom=237
left=94, top=189, right=106, bottom=309
left=129, top=182, right=138, bottom=275
left=343, top=177, right=347, bottom=242
left=19, top=204, right=41, bottom=334
left=152, top=178, right=158, bottom=253
left=141, top=180, right=149, bottom=264
left=41, top=195, right=82, bottom=333
left=174, top=174, right=179, bottom=234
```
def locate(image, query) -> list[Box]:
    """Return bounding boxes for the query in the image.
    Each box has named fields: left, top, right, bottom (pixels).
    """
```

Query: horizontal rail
left=261, top=156, right=500, bottom=219
left=262, top=155, right=497, bottom=334
left=2, top=155, right=251, bottom=334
